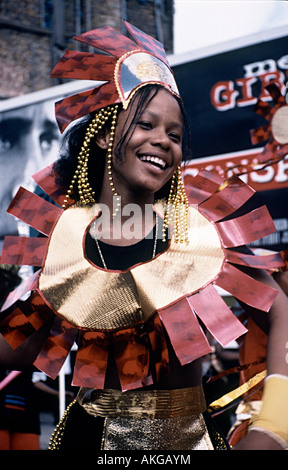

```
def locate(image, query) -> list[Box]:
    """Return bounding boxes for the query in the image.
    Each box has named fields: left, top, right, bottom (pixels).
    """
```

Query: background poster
left=172, top=31, right=288, bottom=252
left=0, top=99, right=61, bottom=250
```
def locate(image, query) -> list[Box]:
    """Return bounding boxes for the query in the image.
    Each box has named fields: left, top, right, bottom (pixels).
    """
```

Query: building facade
left=0, top=0, right=174, bottom=99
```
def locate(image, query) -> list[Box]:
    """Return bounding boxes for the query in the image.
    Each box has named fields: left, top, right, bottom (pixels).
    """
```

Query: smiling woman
left=54, top=83, right=190, bottom=245
left=98, top=89, right=184, bottom=213
left=0, top=20, right=288, bottom=451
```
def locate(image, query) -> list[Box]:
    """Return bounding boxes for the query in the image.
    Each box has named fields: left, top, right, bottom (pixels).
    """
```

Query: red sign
left=210, top=70, right=287, bottom=112
left=183, top=149, right=288, bottom=192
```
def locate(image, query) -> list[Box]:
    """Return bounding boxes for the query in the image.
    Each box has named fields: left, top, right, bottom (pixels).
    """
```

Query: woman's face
left=110, top=88, right=183, bottom=199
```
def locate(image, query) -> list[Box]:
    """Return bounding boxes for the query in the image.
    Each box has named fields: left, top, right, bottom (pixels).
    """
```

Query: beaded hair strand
left=163, top=165, right=189, bottom=244
left=61, top=105, right=119, bottom=209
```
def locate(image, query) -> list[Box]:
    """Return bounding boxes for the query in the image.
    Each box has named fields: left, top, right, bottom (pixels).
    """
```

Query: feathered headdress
left=51, top=19, right=179, bottom=133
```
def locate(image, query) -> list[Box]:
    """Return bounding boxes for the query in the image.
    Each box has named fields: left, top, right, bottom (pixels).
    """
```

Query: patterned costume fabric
left=0, top=166, right=283, bottom=392
left=250, top=83, right=288, bottom=164
left=50, top=20, right=179, bottom=133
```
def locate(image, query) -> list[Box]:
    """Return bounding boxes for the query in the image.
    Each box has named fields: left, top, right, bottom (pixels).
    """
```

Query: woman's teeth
left=138, top=155, right=166, bottom=169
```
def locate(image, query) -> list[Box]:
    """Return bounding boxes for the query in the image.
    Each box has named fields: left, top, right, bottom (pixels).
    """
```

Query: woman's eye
left=138, top=121, right=152, bottom=129
left=0, top=136, right=12, bottom=153
left=170, top=133, right=181, bottom=143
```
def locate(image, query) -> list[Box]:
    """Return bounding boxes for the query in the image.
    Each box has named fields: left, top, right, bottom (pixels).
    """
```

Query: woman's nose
left=150, top=128, right=170, bottom=149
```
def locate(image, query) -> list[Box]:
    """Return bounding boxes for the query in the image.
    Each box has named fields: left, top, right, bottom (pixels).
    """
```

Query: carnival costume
left=0, top=21, right=286, bottom=450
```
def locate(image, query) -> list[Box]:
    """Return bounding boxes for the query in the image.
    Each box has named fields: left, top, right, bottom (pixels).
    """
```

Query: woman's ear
left=96, top=132, right=110, bottom=150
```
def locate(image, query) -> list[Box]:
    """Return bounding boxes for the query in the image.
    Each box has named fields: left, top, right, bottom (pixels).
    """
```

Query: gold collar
left=39, top=201, right=225, bottom=331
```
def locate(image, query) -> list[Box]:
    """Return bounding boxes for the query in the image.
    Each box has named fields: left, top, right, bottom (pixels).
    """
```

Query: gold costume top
left=39, top=201, right=224, bottom=331
left=0, top=165, right=283, bottom=391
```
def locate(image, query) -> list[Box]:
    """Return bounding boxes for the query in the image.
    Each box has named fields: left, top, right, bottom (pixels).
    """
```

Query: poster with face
left=0, top=99, right=62, bottom=250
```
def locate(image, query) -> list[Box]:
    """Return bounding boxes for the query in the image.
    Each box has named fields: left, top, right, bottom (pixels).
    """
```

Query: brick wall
left=0, top=0, right=174, bottom=98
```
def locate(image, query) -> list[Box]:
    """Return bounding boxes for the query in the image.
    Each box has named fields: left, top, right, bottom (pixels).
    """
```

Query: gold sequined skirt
left=77, top=386, right=214, bottom=450
left=102, top=414, right=214, bottom=450
left=49, top=386, right=229, bottom=450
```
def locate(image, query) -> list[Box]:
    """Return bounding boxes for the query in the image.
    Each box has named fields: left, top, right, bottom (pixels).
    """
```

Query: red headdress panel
left=51, top=20, right=179, bottom=133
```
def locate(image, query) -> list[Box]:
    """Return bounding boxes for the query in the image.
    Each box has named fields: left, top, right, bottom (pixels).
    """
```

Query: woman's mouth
left=138, top=155, right=167, bottom=170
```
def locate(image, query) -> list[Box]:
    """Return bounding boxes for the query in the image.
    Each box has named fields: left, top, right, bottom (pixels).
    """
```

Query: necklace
left=92, top=215, right=159, bottom=269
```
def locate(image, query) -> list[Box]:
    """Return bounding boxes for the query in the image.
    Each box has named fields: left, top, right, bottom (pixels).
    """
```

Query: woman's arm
left=238, top=268, right=288, bottom=376
left=235, top=268, right=288, bottom=450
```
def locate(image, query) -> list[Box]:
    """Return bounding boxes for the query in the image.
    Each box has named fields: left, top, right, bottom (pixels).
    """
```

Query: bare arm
left=239, top=267, right=288, bottom=376
left=235, top=268, right=288, bottom=450
left=266, top=273, right=288, bottom=377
